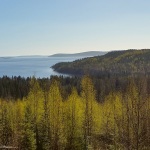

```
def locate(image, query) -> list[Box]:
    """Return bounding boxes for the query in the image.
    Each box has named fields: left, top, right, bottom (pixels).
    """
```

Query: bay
left=0, top=56, right=82, bottom=78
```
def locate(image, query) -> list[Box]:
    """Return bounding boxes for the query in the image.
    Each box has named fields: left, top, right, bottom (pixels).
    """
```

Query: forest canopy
left=52, top=49, right=150, bottom=76
left=0, top=76, right=150, bottom=149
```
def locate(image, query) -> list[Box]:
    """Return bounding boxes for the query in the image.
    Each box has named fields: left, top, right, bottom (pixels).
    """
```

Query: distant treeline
left=0, top=75, right=150, bottom=102
left=0, top=76, right=30, bottom=99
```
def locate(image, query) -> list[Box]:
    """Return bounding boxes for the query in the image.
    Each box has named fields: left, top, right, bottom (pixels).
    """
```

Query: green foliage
left=52, top=49, right=150, bottom=76
left=20, top=103, right=36, bottom=150
left=0, top=76, right=30, bottom=100
left=0, top=101, right=13, bottom=146
left=0, top=76, right=150, bottom=149
left=63, top=87, right=84, bottom=149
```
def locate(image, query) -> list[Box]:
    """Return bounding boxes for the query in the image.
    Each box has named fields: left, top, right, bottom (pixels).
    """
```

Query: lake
left=0, top=56, right=82, bottom=78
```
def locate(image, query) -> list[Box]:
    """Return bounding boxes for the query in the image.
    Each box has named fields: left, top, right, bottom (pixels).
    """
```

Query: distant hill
left=52, top=49, right=150, bottom=76
left=49, top=51, right=107, bottom=57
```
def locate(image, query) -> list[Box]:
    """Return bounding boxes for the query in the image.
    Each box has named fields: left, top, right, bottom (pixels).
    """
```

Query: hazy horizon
left=1, top=0, right=150, bottom=56
left=0, top=49, right=141, bottom=57
left=0, top=50, right=107, bottom=57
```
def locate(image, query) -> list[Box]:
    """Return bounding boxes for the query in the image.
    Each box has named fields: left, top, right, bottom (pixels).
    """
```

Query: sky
left=0, top=0, right=150, bottom=56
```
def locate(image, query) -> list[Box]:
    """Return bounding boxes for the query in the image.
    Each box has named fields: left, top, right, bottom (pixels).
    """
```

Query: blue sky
left=0, top=0, right=150, bottom=56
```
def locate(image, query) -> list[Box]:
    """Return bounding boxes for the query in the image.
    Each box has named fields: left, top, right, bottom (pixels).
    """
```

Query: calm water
left=0, top=56, right=82, bottom=78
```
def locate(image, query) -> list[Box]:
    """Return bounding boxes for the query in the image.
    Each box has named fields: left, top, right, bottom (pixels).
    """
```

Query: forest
left=0, top=75, right=150, bottom=150
left=52, top=49, right=150, bottom=76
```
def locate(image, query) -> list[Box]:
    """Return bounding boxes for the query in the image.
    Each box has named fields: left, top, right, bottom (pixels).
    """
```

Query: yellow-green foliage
left=0, top=77, right=150, bottom=150
left=63, top=88, right=84, bottom=149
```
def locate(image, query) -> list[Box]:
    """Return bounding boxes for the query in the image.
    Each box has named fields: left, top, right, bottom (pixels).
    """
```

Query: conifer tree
left=20, top=102, right=36, bottom=150
left=0, top=100, right=13, bottom=147
left=81, top=76, right=97, bottom=149
left=40, top=84, right=51, bottom=150
left=27, top=77, right=44, bottom=149
left=49, top=79, right=64, bottom=150
left=64, top=87, right=84, bottom=149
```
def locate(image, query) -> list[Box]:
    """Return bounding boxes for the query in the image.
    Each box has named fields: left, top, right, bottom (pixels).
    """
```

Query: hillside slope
left=52, top=49, right=150, bottom=76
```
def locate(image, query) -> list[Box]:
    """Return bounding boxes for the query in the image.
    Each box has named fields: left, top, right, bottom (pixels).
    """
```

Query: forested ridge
left=0, top=76, right=150, bottom=149
left=52, top=49, right=150, bottom=76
